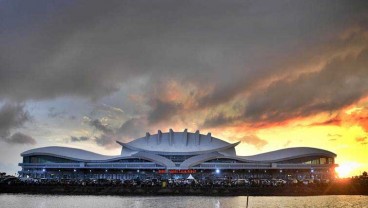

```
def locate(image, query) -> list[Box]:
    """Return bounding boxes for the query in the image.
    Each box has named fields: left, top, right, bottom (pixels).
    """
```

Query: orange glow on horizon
left=209, top=99, right=368, bottom=178
left=335, top=162, right=361, bottom=178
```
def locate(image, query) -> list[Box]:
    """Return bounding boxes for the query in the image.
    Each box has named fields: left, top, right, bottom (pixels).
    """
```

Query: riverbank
left=1, top=183, right=368, bottom=196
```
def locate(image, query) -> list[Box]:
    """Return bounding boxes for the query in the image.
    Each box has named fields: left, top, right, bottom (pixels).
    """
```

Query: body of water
left=1, top=194, right=368, bottom=208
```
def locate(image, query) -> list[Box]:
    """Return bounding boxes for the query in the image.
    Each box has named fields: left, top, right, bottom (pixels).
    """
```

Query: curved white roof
left=21, top=131, right=336, bottom=168
left=118, top=129, right=239, bottom=154
left=180, top=147, right=336, bottom=168
left=21, top=146, right=119, bottom=162
left=21, top=146, right=181, bottom=166
left=242, top=147, right=336, bottom=162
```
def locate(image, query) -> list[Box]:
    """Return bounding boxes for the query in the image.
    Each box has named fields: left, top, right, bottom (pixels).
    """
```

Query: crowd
left=2, top=172, right=368, bottom=196
left=0, top=174, right=333, bottom=188
left=10, top=171, right=368, bottom=189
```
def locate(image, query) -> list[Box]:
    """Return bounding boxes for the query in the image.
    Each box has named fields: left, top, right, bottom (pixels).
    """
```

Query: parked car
left=303, top=179, right=313, bottom=185
left=271, top=179, right=286, bottom=186
left=233, top=179, right=250, bottom=186
left=260, top=179, right=271, bottom=186
left=288, top=179, right=298, bottom=185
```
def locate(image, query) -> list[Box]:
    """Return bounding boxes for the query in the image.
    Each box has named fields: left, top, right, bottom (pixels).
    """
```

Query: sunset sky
left=1, top=0, right=368, bottom=177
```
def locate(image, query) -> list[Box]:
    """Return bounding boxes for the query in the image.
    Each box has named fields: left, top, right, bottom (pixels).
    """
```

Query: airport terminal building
left=19, top=129, right=337, bottom=180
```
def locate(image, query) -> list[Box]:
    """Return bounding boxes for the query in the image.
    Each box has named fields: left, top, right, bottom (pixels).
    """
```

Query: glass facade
left=23, top=156, right=75, bottom=163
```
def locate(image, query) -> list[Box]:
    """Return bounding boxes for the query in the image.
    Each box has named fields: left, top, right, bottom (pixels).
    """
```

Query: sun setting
left=335, top=162, right=361, bottom=178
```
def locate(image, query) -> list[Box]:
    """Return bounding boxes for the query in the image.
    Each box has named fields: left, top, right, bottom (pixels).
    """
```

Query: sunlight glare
left=335, top=162, right=360, bottom=178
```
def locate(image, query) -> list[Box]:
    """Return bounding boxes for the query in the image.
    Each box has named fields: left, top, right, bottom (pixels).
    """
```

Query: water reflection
left=0, top=194, right=368, bottom=208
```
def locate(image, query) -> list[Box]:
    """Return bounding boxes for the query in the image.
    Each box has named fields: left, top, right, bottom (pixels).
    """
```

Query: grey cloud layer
left=89, top=119, right=114, bottom=134
left=1, top=0, right=368, bottom=148
left=202, top=25, right=368, bottom=128
left=7, top=132, right=37, bottom=145
left=1, top=0, right=364, bottom=101
left=72, top=116, right=147, bottom=149
left=0, top=103, right=36, bottom=145
left=244, top=47, right=368, bottom=123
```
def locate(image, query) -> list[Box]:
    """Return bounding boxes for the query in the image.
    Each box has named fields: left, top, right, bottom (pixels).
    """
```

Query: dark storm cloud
left=0, top=0, right=125, bottom=100
left=117, top=118, right=147, bottom=139
left=90, top=117, right=146, bottom=148
left=204, top=38, right=368, bottom=128
left=95, top=134, right=120, bottom=149
left=86, top=117, right=119, bottom=148
left=202, top=113, right=239, bottom=128
left=147, top=99, right=182, bottom=124
left=244, top=48, right=368, bottom=123
left=69, top=132, right=117, bottom=148
left=6, top=132, right=36, bottom=145
left=89, top=119, right=113, bottom=134
left=0, top=103, right=35, bottom=145
left=72, top=117, right=146, bottom=148
left=1, top=0, right=368, bottom=133
left=0, top=103, right=31, bottom=137
left=1, top=0, right=366, bottom=102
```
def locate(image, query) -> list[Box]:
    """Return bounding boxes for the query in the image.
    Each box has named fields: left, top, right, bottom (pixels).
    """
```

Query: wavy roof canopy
left=241, top=147, right=337, bottom=162
left=180, top=147, right=337, bottom=168
left=20, top=131, right=337, bottom=167
left=21, top=146, right=119, bottom=162
left=21, top=146, right=174, bottom=165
